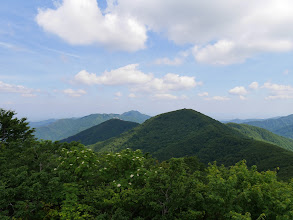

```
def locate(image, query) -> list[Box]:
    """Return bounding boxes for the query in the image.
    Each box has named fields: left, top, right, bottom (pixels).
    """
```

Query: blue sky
left=1, top=0, right=293, bottom=121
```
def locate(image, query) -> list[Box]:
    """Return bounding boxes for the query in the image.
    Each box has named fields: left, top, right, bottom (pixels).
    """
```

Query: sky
left=1, top=0, right=293, bottom=121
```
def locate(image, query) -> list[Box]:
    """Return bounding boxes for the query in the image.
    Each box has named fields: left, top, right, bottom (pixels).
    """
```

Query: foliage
left=61, top=119, right=139, bottom=145
left=0, top=108, right=35, bottom=146
left=1, top=140, right=293, bottom=219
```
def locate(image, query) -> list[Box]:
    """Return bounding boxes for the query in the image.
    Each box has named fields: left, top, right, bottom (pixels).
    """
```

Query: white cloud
left=36, top=0, right=147, bottom=52
left=152, top=94, right=188, bottom=100
left=154, top=57, right=183, bottom=66
left=210, top=96, right=230, bottom=101
left=283, top=69, right=289, bottom=75
left=249, top=82, right=259, bottom=90
left=107, top=0, right=293, bottom=64
left=74, top=64, right=153, bottom=85
left=0, top=81, right=37, bottom=97
left=262, top=82, right=293, bottom=100
left=198, top=92, right=209, bottom=97
left=239, top=95, right=247, bottom=100
left=115, top=91, right=122, bottom=97
left=63, top=88, right=86, bottom=97
left=74, top=64, right=201, bottom=93
left=128, top=93, right=136, bottom=98
left=153, top=93, right=178, bottom=100
left=229, top=86, right=248, bottom=96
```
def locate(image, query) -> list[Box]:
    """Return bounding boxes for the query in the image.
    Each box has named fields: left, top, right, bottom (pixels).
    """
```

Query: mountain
left=60, top=119, right=139, bottom=145
left=244, top=114, right=293, bottom=139
left=34, top=111, right=151, bottom=141
left=29, top=119, right=57, bottom=128
left=91, top=109, right=293, bottom=180
left=226, top=123, right=293, bottom=152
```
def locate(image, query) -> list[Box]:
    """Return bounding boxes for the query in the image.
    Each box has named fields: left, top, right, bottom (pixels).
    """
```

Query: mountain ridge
left=34, top=110, right=151, bottom=141
left=90, top=109, right=293, bottom=180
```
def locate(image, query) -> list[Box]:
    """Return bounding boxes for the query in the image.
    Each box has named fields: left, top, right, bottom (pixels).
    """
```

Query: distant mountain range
left=242, top=114, right=293, bottom=139
left=226, top=123, right=293, bottom=152
left=60, top=119, right=139, bottom=145
left=90, top=109, right=293, bottom=180
left=33, top=110, right=151, bottom=141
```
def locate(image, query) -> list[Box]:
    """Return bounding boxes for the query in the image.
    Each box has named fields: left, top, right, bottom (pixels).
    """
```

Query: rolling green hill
left=274, top=124, right=293, bottom=139
left=227, top=123, right=293, bottom=152
left=244, top=114, right=293, bottom=139
left=34, top=110, right=150, bottom=141
left=60, top=119, right=139, bottom=145
left=91, top=109, right=293, bottom=180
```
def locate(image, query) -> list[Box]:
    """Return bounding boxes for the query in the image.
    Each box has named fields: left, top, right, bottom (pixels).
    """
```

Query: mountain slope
left=244, top=114, right=293, bottom=138
left=226, top=123, right=293, bottom=152
left=60, top=119, right=139, bottom=145
left=274, top=124, right=293, bottom=139
left=34, top=111, right=150, bottom=141
left=91, top=109, right=293, bottom=180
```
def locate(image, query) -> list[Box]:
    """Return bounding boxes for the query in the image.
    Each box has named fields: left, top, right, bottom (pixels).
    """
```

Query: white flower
left=129, top=182, right=132, bottom=185
left=117, top=184, right=121, bottom=187
left=70, top=164, right=73, bottom=166
left=104, top=167, right=107, bottom=170
left=137, top=169, right=140, bottom=171
left=136, top=157, right=139, bottom=159
left=130, top=174, right=134, bottom=178
left=54, top=168, right=57, bottom=171
left=155, top=171, right=157, bottom=174
left=118, top=155, right=121, bottom=157
left=82, top=161, right=84, bottom=164
left=113, top=180, right=115, bottom=182
left=77, top=157, right=79, bottom=159
left=137, top=173, right=139, bottom=176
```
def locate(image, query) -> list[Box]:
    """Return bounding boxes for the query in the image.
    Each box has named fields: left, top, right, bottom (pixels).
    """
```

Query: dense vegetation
left=34, top=111, right=150, bottom=141
left=61, top=119, right=139, bottom=145
left=92, top=109, right=293, bottom=180
left=1, top=108, right=293, bottom=219
left=227, top=123, right=293, bottom=152
left=244, top=114, right=293, bottom=139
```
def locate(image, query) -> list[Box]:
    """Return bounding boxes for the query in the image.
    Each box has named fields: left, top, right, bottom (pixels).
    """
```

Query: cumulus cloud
left=262, top=82, right=293, bottom=100
left=36, top=0, right=147, bottom=52
left=249, top=82, right=259, bottom=90
left=115, top=91, right=122, bottom=97
left=229, top=86, right=248, bottom=96
left=128, top=93, right=136, bottom=98
left=209, top=96, right=230, bottom=101
left=152, top=94, right=188, bottom=100
left=154, top=57, right=183, bottom=66
left=0, top=81, right=37, bottom=97
left=74, top=64, right=201, bottom=93
left=63, top=88, right=86, bottom=97
left=198, top=92, right=209, bottom=97
left=74, top=64, right=153, bottom=85
left=110, top=0, right=293, bottom=64
left=36, top=0, right=293, bottom=63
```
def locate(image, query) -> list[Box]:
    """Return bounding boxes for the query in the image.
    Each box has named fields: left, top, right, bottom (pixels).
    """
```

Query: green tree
left=0, top=108, right=34, bottom=147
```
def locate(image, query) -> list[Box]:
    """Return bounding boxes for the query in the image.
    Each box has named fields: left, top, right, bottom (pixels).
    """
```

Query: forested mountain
left=60, top=119, right=139, bottom=145
left=91, top=109, right=293, bottom=180
left=34, top=110, right=150, bottom=141
left=29, top=118, right=57, bottom=128
left=244, top=114, right=293, bottom=138
left=1, top=108, right=293, bottom=219
left=227, top=123, right=293, bottom=152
